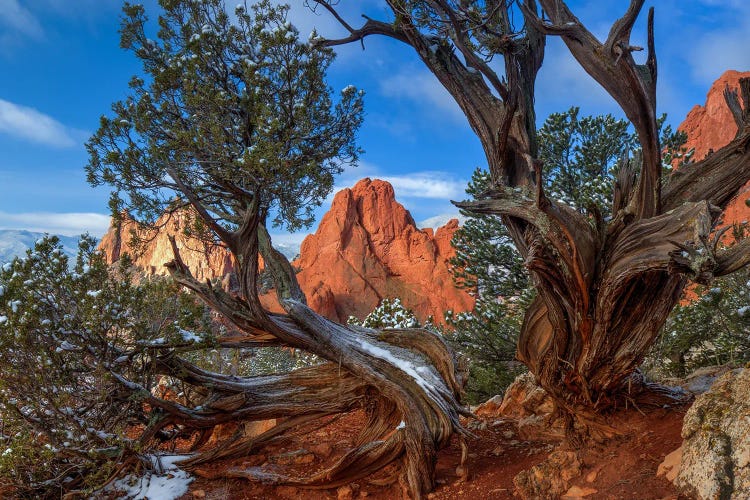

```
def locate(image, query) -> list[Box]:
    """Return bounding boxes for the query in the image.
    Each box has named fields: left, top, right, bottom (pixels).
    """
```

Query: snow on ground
left=108, top=454, right=193, bottom=500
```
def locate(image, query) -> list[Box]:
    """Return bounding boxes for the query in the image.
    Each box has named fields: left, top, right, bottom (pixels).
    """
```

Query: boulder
left=675, top=365, right=750, bottom=499
left=476, top=372, right=565, bottom=440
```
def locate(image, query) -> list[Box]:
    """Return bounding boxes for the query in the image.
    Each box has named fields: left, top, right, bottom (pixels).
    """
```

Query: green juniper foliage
left=0, top=236, right=210, bottom=496
left=86, top=0, right=363, bottom=234
left=649, top=228, right=750, bottom=377
left=348, top=298, right=421, bottom=330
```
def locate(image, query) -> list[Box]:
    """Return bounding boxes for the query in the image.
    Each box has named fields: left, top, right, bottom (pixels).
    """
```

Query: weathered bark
left=314, top=0, right=750, bottom=443
left=108, top=202, right=470, bottom=499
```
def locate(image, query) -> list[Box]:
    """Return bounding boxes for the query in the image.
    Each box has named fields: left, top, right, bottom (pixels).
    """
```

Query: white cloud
left=0, top=0, right=43, bottom=40
left=378, top=173, right=466, bottom=199
left=0, top=211, right=111, bottom=237
left=417, top=212, right=467, bottom=229
left=0, top=99, right=84, bottom=147
left=329, top=161, right=467, bottom=200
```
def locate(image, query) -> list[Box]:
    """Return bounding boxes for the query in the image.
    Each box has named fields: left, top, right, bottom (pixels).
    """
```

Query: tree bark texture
left=315, top=0, right=750, bottom=440
left=110, top=203, right=471, bottom=500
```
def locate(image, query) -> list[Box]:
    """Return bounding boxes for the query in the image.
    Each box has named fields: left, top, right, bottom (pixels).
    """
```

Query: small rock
left=513, top=450, right=582, bottom=500
left=657, top=446, right=682, bottom=483
left=474, top=394, right=504, bottom=416
left=337, top=485, right=354, bottom=500
left=310, top=442, right=333, bottom=458
left=585, top=469, right=598, bottom=483
left=192, top=490, right=206, bottom=499
left=562, top=485, right=598, bottom=498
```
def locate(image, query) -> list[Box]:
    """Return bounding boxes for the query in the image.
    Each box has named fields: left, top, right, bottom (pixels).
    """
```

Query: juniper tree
left=85, top=1, right=469, bottom=497
left=315, top=0, right=750, bottom=442
left=0, top=236, right=210, bottom=495
left=448, top=109, right=686, bottom=403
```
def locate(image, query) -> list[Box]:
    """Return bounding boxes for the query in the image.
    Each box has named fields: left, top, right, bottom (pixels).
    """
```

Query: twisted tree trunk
left=314, top=0, right=750, bottom=442
left=112, top=207, right=470, bottom=499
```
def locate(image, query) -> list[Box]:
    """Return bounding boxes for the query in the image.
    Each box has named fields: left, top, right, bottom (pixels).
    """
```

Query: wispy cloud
left=0, top=99, right=84, bottom=147
left=0, top=211, right=111, bottom=237
left=0, top=0, right=44, bottom=40
left=378, top=173, right=466, bottom=199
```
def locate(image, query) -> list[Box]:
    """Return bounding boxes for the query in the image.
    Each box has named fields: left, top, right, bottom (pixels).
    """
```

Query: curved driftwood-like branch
left=117, top=219, right=470, bottom=499
left=530, top=1, right=660, bottom=219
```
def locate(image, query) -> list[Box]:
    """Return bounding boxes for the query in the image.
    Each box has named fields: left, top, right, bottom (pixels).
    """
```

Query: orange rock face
left=98, top=179, right=474, bottom=323
left=294, top=178, right=474, bottom=323
left=98, top=210, right=234, bottom=282
left=678, top=69, right=750, bottom=226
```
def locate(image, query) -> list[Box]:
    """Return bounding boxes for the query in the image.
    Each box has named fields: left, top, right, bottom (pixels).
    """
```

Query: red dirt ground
left=178, top=404, right=688, bottom=500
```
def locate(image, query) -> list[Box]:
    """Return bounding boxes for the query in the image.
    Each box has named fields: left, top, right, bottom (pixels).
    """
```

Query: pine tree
left=349, top=297, right=421, bottom=329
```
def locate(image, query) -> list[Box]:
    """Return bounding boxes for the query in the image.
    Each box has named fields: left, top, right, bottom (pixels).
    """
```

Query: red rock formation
left=678, top=70, right=750, bottom=227
left=98, top=210, right=234, bottom=282
left=294, top=178, right=474, bottom=323
left=98, top=179, right=474, bottom=323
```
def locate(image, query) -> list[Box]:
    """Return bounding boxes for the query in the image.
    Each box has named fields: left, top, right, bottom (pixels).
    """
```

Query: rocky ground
left=165, top=367, right=698, bottom=500
left=98, top=364, right=750, bottom=499
left=176, top=404, right=685, bottom=500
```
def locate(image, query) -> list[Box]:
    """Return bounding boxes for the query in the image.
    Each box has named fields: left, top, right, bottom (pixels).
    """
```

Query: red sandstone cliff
left=294, top=178, right=473, bottom=323
left=678, top=69, right=750, bottom=226
left=98, top=179, right=473, bottom=323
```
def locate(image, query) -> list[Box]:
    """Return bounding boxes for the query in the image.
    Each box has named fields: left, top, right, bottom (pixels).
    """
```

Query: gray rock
left=676, top=365, right=750, bottom=499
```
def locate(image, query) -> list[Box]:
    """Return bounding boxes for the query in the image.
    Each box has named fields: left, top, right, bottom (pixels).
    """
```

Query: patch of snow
left=179, top=329, right=203, bottom=343
left=396, top=420, right=406, bottom=430
left=109, top=454, right=193, bottom=500
left=357, top=338, right=441, bottom=398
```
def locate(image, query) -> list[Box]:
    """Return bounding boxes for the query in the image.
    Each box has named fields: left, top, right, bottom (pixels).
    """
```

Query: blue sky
left=1, top=0, right=749, bottom=246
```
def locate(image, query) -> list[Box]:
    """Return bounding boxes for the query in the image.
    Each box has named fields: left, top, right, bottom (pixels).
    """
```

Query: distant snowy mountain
left=275, top=242, right=301, bottom=261
left=417, top=212, right=467, bottom=230
left=0, top=230, right=81, bottom=264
